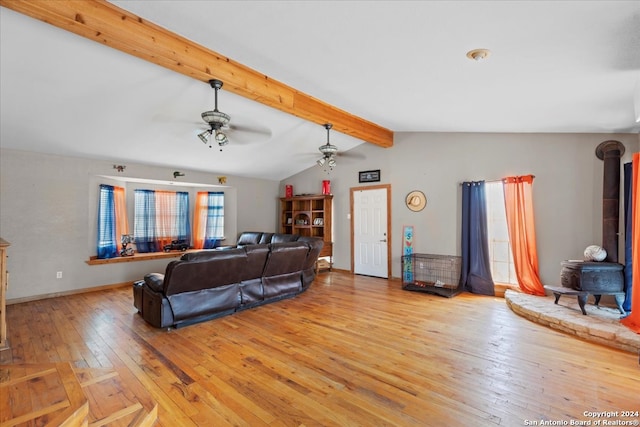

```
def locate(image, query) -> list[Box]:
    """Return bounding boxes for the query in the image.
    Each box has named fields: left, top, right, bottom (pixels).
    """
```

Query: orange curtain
left=113, top=186, right=128, bottom=252
left=503, top=175, right=546, bottom=296
left=192, top=192, right=208, bottom=249
left=155, top=190, right=176, bottom=249
left=621, top=153, right=640, bottom=333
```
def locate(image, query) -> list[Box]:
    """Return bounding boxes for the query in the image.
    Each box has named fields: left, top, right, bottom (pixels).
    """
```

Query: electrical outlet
left=56, top=271, right=62, bottom=279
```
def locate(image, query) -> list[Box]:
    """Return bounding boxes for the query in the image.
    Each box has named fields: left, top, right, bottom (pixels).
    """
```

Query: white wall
left=281, top=132, right=638, bottom=285
left=0, top=148, right=280, bottom=300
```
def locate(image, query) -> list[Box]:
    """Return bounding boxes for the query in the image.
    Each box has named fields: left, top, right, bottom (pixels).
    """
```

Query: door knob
left=380, top=239, right=387, bottom=242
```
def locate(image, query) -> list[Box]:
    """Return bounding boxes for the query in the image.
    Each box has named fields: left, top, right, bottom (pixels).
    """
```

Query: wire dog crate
left=402, top=253, right=462, bottom=298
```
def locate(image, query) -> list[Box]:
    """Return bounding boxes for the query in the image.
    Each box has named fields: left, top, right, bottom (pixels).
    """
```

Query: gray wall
left=1, top=133, right=637, bottom=301
left=280, top=132, right=639, bottom=285
left=0, top=148, right=279, bottom=301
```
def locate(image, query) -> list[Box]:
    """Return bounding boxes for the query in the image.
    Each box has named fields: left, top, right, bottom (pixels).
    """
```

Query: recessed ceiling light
left=466, top=48, right=491, bottom=61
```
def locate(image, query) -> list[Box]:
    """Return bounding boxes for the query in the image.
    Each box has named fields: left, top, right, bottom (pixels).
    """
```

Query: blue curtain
left=97, top=184, right=118, bottom=259
left=624, top=162, right=633, bottom=312
left=459, top=181, right=495, bottom=295
left=203, top=192, right=224, bottom=249
left=176, top=191, right=191, bottom=244
left=134, top=189, right=157, bottom=253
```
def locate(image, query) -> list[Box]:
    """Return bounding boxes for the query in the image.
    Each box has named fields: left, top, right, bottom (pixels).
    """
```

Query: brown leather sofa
left=133, top=232, right=323, bottom=328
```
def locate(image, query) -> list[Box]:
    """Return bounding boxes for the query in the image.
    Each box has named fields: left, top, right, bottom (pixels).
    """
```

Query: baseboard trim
left=328, top=268, right=403, bottom=283
left=7, top=281, right=133, bottom=305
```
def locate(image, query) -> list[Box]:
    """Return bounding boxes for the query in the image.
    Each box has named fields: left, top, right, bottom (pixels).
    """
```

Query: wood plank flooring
left=3, top=272, right=639, bottom=426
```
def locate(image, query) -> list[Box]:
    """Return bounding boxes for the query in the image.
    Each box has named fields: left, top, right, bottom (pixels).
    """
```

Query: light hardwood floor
left=4, top=272, right=639, bottom=426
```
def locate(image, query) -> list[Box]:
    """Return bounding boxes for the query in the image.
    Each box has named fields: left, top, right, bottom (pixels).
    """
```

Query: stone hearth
left=505, top=289, right=639, bottom=354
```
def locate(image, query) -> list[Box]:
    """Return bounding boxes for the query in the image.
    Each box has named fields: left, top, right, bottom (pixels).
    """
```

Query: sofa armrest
left=144, top=273, right=165, bottom=293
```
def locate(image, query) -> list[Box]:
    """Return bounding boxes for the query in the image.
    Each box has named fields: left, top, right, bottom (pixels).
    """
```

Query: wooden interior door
left=351, top=185, right=390, bottom=278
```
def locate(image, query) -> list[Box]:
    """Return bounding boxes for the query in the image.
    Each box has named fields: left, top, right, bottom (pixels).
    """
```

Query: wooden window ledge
left=86, top=250, right=199, bottom=265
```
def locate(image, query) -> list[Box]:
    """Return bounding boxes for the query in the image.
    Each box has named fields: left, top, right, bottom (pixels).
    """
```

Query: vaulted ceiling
left=1, top=1, right=639, bottom=181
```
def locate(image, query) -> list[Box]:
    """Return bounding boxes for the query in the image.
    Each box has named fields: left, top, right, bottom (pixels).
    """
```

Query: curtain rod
left=459, top=175, right=535, bottom=185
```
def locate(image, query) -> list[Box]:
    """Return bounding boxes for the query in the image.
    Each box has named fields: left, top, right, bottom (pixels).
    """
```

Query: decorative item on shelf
left=322, top=180, right=331, bottom=195
left=359, top=169, right=380, bottom=183
left=405, top=191, right=427, bottom=212
left=584, top=245, right=607, bottom=262
left=113, top=165, right=126, bottom=172
left=163, top=239, right=190, bottom=252
left=120, top=234, right=135, bottom=257
left=173, top=171, right=185, bottom=179
left=285, top=185, right=293, bottom=198
left=287, top=217, right=292, bottom=224
left=218, top=176, right=227, bottom=184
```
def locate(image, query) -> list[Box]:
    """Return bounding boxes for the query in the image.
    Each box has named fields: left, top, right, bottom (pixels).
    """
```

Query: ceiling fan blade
left=225, top=127, right=271, bottom=144
left=337, top=151, right=366, bottom=160
left=228, top=122, right=271, bottom=136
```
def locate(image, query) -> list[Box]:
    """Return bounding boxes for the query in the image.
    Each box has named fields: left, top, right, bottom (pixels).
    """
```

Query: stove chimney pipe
left=595, top=140, right=625, bottom=263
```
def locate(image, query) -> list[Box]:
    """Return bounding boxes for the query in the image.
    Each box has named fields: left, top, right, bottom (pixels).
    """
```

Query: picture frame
left=359, top=169, right=381, bottom=183
left=287, top=217, right=292, bottom=224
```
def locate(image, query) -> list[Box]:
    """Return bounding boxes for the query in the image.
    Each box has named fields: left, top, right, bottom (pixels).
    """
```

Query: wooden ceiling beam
left=0, top=0, right=393, bottom=147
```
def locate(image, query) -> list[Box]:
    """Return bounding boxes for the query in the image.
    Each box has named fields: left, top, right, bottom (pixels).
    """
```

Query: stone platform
left=505, top=289, right=639, bottom=354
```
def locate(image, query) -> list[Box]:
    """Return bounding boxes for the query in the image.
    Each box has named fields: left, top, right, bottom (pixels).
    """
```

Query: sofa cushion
left=144, top=272, right=165, bottom=293
left=271, top=233, right=299, bottom=243
left=297, top=237, right=324, bottom=288
left=168, top=284, right=240, bottom=322
left=236, top=232, right=263, bottom=246
left=263, top=242, right=309, bottom=277
left=163, top=248, right=247, bottom=296
left=179, top=250, right=219, bottom=262
left=242, top=244, right=270, bottom=280
left=258, top=232, right=274, bottom=244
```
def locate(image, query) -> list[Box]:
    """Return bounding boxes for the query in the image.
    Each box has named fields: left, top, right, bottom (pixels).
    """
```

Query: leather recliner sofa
left=133, top=232, right=323, bottom=328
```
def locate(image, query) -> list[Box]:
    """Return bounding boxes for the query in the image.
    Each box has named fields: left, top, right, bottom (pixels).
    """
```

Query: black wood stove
left=547, top=141, right=627, bottom=316
left=558, top=260, right=625, bottom=315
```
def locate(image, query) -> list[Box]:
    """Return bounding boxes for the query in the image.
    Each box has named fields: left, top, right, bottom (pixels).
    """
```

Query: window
left=134, top=190, right=191, bottom=253
left=485, top=182, right=517, bottom=285
left=193, top=192, right=224, bottom=249
left=95, top=183, right=227, bottom=259
left=97, top=184, right=128, bottom=259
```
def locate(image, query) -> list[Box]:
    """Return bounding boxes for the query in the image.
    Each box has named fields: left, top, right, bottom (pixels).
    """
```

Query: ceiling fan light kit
left=198, top=130, right=210, bottom=143
left=214, top=129, right=229, bottom=146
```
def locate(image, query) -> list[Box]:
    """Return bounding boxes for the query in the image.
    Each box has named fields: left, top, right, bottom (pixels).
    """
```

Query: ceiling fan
left=198, top=79, right=230, bottom=149
left=197, top=79, right=271, bottom=150
left=317, top=123, right=338, bottom=170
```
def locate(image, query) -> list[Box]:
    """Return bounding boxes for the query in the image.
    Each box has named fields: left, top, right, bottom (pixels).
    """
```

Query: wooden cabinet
left=0, top=238, right=10, bottom=360
left=280, top=195, right=333, bottom=263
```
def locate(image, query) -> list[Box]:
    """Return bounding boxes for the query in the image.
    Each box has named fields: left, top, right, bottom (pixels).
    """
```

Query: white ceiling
left=1, top=1, right=639, bottom=181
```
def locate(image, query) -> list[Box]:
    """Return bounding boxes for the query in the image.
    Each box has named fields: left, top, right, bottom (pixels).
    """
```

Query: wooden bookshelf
left=280, top=195, right=333, bottom=263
